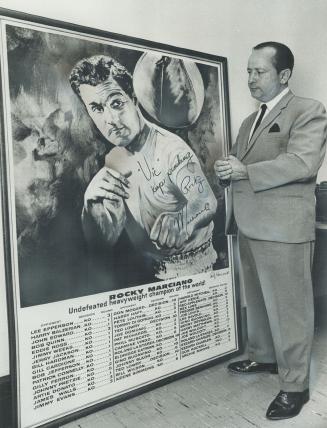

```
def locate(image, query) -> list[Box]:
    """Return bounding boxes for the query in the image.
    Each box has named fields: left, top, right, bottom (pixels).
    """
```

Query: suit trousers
left=238, top=232, right=314, bottom=392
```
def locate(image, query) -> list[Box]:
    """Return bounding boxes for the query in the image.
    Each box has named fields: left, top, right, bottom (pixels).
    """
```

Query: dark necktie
left=250, top=103, right=267, bottom=140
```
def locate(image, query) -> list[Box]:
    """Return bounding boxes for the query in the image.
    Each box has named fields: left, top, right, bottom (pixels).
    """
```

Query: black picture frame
left=0, top=7, right=242, bottom=428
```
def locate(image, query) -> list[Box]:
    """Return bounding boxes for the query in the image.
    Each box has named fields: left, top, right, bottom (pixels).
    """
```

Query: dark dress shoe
left=227, top=359, right=278, bottom=374
left=266, top=389, right=310, bottom=420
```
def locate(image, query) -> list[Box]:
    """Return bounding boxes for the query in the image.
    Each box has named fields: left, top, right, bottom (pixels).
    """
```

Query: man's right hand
left=84, top=167, right=131, bottom=209
left=214, top=159, right=233, bottom=181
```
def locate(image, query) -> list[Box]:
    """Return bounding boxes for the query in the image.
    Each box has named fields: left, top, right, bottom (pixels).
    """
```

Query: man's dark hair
left=69, top=55, right=135, bottom=99
left=253, top=42, right=294, bottom=75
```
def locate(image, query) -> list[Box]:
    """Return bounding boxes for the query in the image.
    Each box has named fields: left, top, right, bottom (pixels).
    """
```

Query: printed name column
left=113, top=306, right=156, bottom=381
left=31, top=313, right=115, bottom=409
left=112, top=298, right=181, bottom=380
left=178, top=278, right=234, bottom=359
left=179, top=288, right=214, bottom=358
left=31, top=322, right=84, bottom=410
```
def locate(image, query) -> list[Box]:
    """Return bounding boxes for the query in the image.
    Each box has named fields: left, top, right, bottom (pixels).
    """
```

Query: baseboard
left=0, top=375, right=10, bottom=391
left=0, top=375, right=11, bottom=428
left=0, top=375, right=10, bottom=394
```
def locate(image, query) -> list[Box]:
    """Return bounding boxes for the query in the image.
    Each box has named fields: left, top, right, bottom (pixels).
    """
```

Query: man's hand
left=150, top=211, right=189, bottom=250
left=214, top=156, right=248, bottom=181
left=214, top=158, right=232, bottom=181
left=84, top=167, right=131, bottom=210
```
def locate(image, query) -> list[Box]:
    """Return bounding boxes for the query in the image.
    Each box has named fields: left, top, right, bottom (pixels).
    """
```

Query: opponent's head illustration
left=133, top=52, right=205, bottom=128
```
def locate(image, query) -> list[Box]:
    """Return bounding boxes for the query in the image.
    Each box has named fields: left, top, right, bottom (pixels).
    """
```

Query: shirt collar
left=262, top=87, right=290, bottom=112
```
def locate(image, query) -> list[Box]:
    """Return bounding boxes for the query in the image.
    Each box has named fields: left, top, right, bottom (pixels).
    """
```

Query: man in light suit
left=215, top=42, right=327, bottom=420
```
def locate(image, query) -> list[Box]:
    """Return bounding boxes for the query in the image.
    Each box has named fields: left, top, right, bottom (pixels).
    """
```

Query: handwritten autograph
left=151, top=179, right=166, bottom=195
left=139, top=151, right=205, bottom=199
left=180, top=175, right=206, bottom=195
left=138, top=156, right=161, bottom=181
left=176, top=204, right=188, bottom=235
left=167, top=151, right=195, bottom=181
left=170, top=202, right=211, bottom=234
left=186, top=203, right=210, bottom=225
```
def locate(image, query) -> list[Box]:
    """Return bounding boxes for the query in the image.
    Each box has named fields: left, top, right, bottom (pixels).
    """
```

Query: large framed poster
left=0, top=8, right=241, bottom=428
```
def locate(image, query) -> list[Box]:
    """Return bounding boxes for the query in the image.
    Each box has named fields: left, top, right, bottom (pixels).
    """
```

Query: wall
left=0, top=0, right=327, bottom=376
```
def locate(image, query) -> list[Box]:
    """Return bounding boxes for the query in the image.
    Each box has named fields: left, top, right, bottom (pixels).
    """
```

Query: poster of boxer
left=0, top=9, right=240, bottom=428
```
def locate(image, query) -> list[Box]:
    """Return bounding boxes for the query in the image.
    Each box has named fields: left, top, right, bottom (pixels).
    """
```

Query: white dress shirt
left=248, top=87, right=290, bottom=142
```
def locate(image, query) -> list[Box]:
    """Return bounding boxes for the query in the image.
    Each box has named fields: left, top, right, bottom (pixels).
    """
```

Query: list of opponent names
left=30, top=280, right=234, bottom=410
left=179, top=286, right=232, bottom=358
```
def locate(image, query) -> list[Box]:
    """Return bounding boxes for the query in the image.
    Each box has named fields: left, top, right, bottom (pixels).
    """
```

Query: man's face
left=79, top=77, right=142, bottom=147
left=247, top=47, right=284, bottom=102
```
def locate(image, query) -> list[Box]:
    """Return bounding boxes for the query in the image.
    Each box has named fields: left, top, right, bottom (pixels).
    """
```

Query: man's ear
left=279, top=68, right=291, bottom=84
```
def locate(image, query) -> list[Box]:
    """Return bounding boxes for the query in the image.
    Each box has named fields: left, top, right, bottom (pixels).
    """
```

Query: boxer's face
left=247, top=47, right=285, bottom=102
left=79, top=77, right=142, bottom=147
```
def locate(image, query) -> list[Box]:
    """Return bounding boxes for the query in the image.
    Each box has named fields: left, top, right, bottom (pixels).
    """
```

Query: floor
left=59, top=301, right=327, bottom=428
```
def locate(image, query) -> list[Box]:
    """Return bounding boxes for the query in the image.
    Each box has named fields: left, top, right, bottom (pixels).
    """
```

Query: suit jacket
left=226, top=91, right=327, bottom=243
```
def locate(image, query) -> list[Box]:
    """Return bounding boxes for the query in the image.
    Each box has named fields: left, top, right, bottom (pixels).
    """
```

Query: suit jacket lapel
left=238, top=113, right=256, bottom=159
left=240, top=91, right=295, bottom=160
